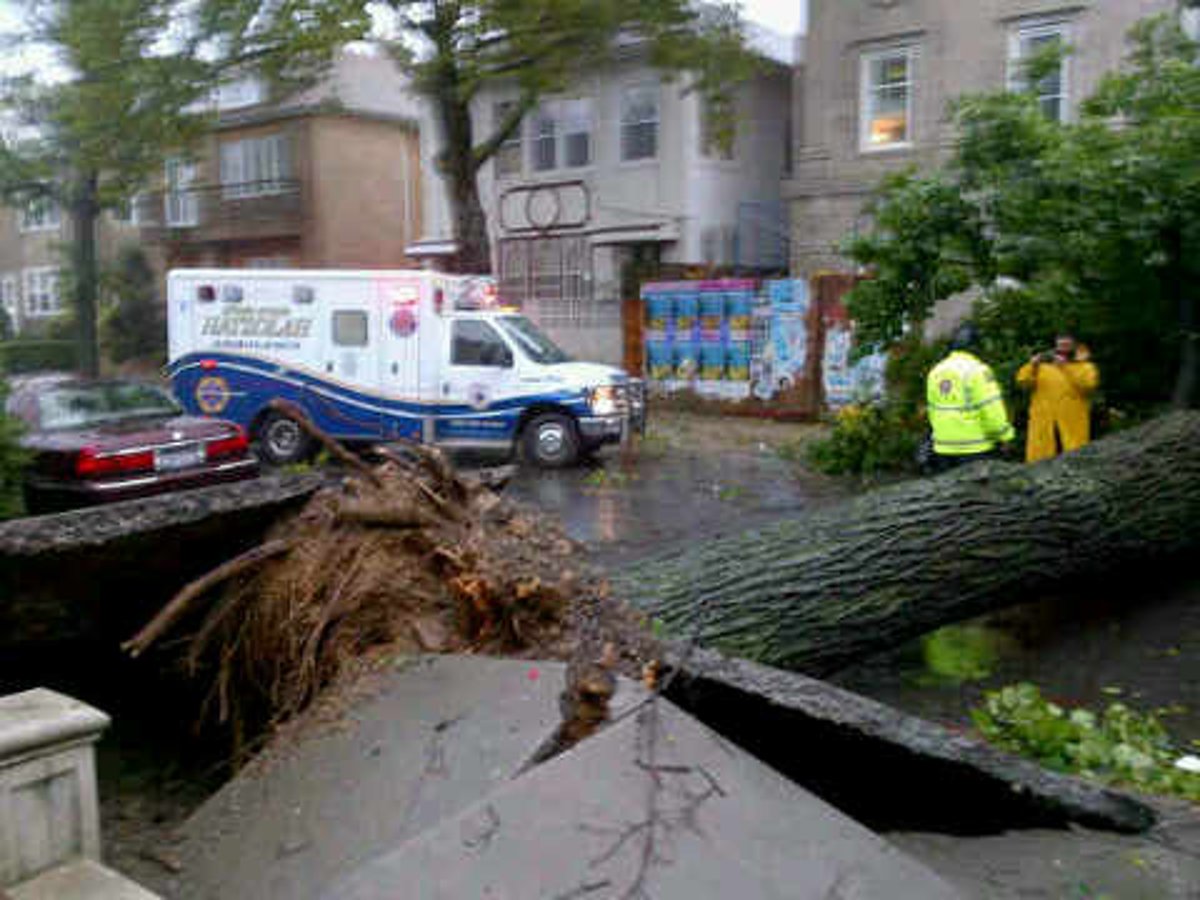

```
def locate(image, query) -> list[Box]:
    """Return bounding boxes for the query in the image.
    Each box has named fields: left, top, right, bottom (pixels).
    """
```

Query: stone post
left=0, top=688, right=109, bottom=888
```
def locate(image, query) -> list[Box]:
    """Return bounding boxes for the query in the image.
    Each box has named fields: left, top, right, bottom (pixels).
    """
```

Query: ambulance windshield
left=499, top=316, right=572, bottom=365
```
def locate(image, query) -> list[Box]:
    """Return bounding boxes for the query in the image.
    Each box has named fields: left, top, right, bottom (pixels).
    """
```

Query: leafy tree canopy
left=844, top=15, right=1200, bottom=410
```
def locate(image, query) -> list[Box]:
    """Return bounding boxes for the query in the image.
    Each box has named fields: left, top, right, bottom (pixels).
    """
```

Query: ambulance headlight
left=589, top=385, right=619, bottom=416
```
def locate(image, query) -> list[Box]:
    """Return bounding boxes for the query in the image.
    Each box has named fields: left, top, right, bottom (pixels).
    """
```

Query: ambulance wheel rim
left=263, top=417, right=304, bottom=462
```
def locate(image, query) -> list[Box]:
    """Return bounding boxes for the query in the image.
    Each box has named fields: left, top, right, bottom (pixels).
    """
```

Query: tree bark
left=427, top=3, right=492, bottom=275
left=615, top=412, right=1200, bottom=677
left=70, top=171, right=101, bottom=377
left=1167, top=225, right=1199, bottom=410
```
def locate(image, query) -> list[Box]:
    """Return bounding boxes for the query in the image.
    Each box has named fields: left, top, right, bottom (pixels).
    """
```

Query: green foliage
left=806, top=402, right=921, bottom=477
left=920, top=625, right=1005, bottom=684
left=1, top=1, right=217, bottom=375
left=806, top=336, right=943, bottom=477
left=0, top=340, right=79, bottom=374
left=0, top=378, right=26, bottom=520
left=972, top=683, right=1200, bottom=803
left=844, top=15, right=1200, bottom=411
left=101, top=246, right=165, bottom=365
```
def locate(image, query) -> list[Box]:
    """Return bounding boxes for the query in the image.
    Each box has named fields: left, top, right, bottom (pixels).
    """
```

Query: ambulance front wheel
left=257, top=412, right=313, bottom=466
left=522, top=413, right=580, bottom=469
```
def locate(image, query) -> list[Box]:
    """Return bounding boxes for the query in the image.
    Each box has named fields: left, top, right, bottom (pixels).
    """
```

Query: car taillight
left=206, top=428, right=248, bottom=461
left=75, top=447, right=154, bottom=478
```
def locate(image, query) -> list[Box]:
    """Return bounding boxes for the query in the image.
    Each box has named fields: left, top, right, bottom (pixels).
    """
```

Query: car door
left=436, top=318, right=519, bottom=445
left=311, top=297, right=383, bottom=439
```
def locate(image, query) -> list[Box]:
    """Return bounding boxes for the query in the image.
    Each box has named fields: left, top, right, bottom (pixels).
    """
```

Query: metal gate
left=497, top=235, right=593, bottom=327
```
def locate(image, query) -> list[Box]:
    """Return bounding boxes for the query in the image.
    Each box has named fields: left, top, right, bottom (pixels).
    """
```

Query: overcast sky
left=742, top=0, right=807, bottom=37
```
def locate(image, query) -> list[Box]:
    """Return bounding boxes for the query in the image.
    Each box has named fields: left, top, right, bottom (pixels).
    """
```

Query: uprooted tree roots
left=123, top=402, right=658, bottom=753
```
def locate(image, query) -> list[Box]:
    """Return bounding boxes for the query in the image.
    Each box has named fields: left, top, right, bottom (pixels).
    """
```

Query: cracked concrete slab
left=170, top=655, right=643, bottom=900
left=324, top=694, right=961, bottom=899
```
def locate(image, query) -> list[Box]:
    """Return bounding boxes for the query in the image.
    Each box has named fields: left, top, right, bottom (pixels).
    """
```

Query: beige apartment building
left=139, top=50, right=424, bottom=273
left=0, top=48, right=427, bottom=336
left=787, top=0, right=1181, bottom=277
left=0, top=195, right=143, bottom=336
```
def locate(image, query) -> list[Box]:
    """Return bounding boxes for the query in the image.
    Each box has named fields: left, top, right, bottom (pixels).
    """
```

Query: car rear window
left=37, top=383, right=181, bottom=430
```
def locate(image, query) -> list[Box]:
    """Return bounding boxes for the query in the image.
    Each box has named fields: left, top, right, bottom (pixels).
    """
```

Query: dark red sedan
left=6, top=375, right=258, bottom=514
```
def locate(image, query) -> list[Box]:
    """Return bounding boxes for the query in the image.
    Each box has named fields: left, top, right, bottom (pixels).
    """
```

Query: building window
left=332, top=310, right=369, bottom=347
left=1, top=275, right=18, bottom=330
left=494, top=101, right=523, bottom=179
left=529, top=99, right=593, bottom=173
left=621, top=84, right=659, bottom=162
left=113, top=194, right=141, bottom=226
left=164, top=156, right=198, bottom=227
left=699, top=96, right=735, bottom=161
left=221, top=133, right=291, bottom=199
left=532, top=107, right=557, bottom=172
left=20, top=195, right=60, bottom=232
left=860, top=46, right=916, bottom=151
left=561, top=99, right=592, bottom=168
left=22, top=267, right=60, bottom=318
left=1009, top=21, right=1070, bottom=122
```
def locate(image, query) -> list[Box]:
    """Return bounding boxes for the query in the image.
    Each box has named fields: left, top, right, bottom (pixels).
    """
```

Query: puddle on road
left=506, top=445, right=848, bottom=567
left=834, top=571, right=1200, bottom=748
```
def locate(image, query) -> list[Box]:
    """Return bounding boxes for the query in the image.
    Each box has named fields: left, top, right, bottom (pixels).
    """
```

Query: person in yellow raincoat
left=1016, top=334, right=1099, bottom=463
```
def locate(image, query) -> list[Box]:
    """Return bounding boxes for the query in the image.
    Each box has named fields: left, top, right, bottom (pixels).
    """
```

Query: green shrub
left=0, top=377, right=26, bottom=519
left=101, top=246, right=164, bottom=365
left=972, top=683, right=1200, bottom=803
left=806, top=402, right=922, bottom=477
left=0, top=340, right=79, bottom=374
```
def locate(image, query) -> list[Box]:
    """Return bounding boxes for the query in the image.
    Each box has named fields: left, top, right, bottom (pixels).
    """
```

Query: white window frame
left=22, top=267, right=60, bottom=319
left=493, top=101, right=524, bottom=180
left=1008, top=19, right=1071, bottom=123
left=1, top=274, right=19, bottom=332
left=113, top=193, right=142, bottom=226
left=620, top=83, right=660, bottom=163
left=528, top=98, right=594, bottom=173
left=220, top=133, right=290, bottom=200
left=859, top=45, right=917, bottom=154
left=1184, top=8, right=1199, bottom=42
left=559, top=98, right=593, bottom=169
left=531, top=106, right=558, bottom=173
left=19, top=195, right=61, bottom=233
left=164, top=156, right=198, bottom=228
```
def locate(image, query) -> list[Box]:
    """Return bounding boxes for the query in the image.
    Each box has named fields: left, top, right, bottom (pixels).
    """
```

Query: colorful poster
left=674, top=340, right=700, bottom=381
left=727, top=340, right=751, bottom=381
left=699, top=291, right=725, bottom=334
left=822, top=325, right=854, bottom=406
left=646, top=339, right=674, bottom=381
left=699, top=343, right=726, bottom=381
left=674, top=290, right=699, bottom=337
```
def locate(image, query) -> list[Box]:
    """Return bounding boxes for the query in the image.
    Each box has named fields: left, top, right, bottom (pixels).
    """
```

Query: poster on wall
left=822, top=319, right=886, bottom=407
left=750, top=279, right=810, bottom=401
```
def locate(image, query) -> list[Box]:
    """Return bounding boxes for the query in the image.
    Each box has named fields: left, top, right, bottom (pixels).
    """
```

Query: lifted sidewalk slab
left=324, top=693, right=961, bottom=899
left=173, top=655, right=642, bottom=900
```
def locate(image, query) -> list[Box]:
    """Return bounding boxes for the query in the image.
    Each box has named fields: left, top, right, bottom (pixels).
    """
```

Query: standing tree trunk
left=69, top=171, right=101, bottom=378
left=615, top=412, right=1200, bottom=677
left=1167, top=225, right=1199, bottom=410
left=427, top=3, right=492, bottom=276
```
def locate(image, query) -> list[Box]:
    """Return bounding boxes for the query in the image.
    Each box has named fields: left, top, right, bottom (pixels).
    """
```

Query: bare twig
left=121, top=539, right=294, bottom=658
left=268, top=398, right=382, bottom=487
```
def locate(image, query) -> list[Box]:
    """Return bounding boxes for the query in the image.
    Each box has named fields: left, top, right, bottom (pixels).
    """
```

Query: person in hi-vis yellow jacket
left=1016, top=334, right=1099, bottom=463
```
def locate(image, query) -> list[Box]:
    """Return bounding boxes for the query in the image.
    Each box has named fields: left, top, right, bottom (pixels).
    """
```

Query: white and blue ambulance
left=166, top=268, right=644, bottom=468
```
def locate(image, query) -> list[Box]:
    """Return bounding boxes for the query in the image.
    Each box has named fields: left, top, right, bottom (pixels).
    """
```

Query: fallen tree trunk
left=616, top=412, right=1200, bottom=676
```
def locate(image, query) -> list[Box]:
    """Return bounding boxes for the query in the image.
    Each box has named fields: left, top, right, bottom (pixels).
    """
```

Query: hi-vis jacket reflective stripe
left=926, top=351, right=1016, bottom=455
